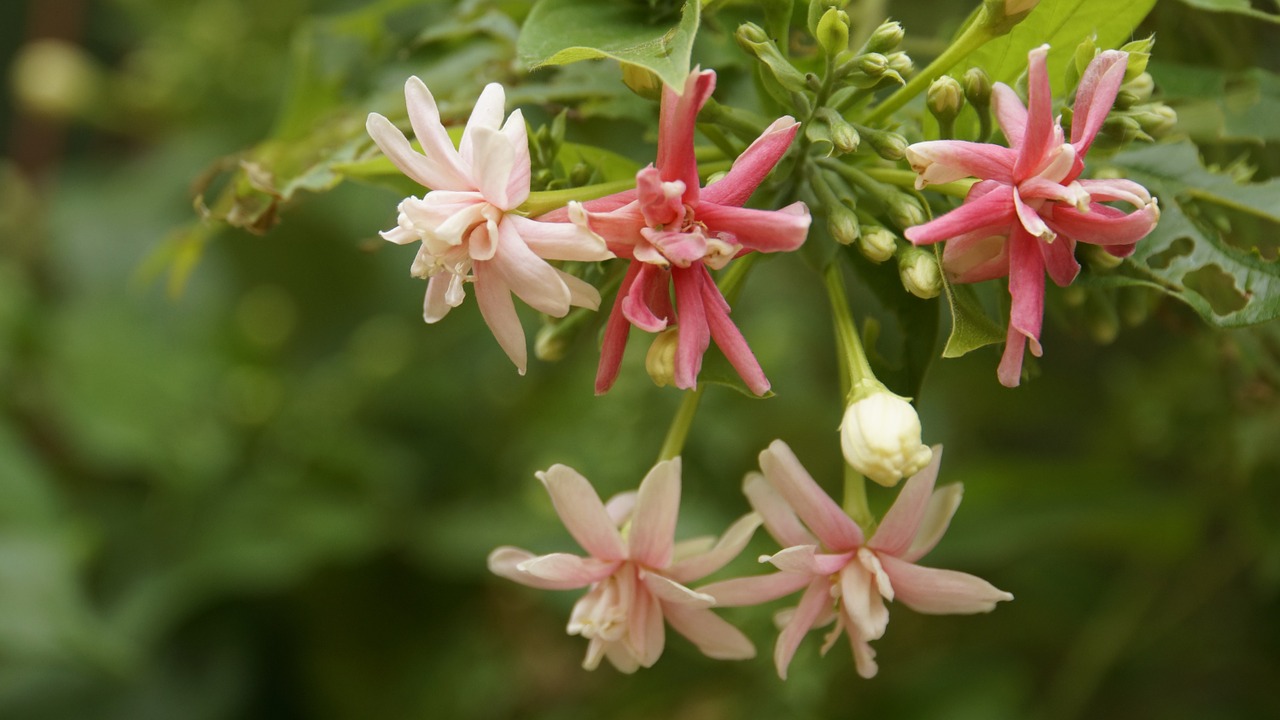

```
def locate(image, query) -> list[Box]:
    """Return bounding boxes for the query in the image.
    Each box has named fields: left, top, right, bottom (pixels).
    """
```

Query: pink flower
left=571, top=70, right=811, bottom=395
left=700, top=440, right=1012, bottom=680
left=367, top=78, right=613, bottom=374
left=903, top=46, right=1159, bottom=387
left=488, top=457, right=761, bottom=672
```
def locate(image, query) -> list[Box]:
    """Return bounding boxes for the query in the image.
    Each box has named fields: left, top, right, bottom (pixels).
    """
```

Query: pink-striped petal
left=637, top=166, right=685, bottom=227
left=1013, top=187, right=1054, bottom=240
left=459, top=83, right=506, bottom=167
left=998, top=320, right=1029, bottom=389
left=1044, top=201, right=1159, bottom=247
left=1076, top=178, right=1153, bottom=207
left=489, top=547, right=608, bottom=590
left=629, top=458, right=682, bottom=568
left=774, top=578, right=833, bottom=680
left=672, top=266, right=711, bottom=390
left=657, top=69, right=715, bottom=204
left=905, top=140, right=1017, bottom=187
left=902, top=482, right=964, bottom=563
left=501, top=108, right=531, bottom=208
left=1007, top=227, right=1045, bottom=355
left=1071, top=50, right=1128, bottom=157
left=472, top=262, right=526, bottom=373
left=595, top=263, right=641, bottom=394
left=759, top=440, right=864, bottom=552
left=700, top=270, right=770, bottom=396
left=516, top=552, right=623, bottom=588
left=743, top=472, right=818, bottom=548
left=869, top=446, right=944, bottom=557
left=992, top=83, right=1028, bottom=148
left=879, top=554, right=1013, bottom=614
left=763, top=545, right=854, bottom=576
left=507, top=207, right=612, bottom=262
left=905, top=184, right=1017, bottom=245
left=942, top=232, right=1011, bottom=284
left=696, top=201, right=811, bottom=254
left=667, top=512, right=762, bottom=584
left=366, top=113, right=462, bottom=192
left=1014, top=45, right=1054, bottom=178
left=701, top=116, right=800, bottom=206
left=467, top=126, right=515, bottom=210
left=663, top=603, right=756, bottom=660
left=621, top=262, right=671, bottom=333
left=403, top=77, right=473, bottom=190
left=698, top=571, right=812, bottom=607
left=536, top=463, right=627, bottom=560
left=490, top=218, right=571, bottom=317
left=1039, top=235, right=1081, bottom=287
left=641, top=571, right=715, bottom=608
left=628, top=581, right=665, bottom=668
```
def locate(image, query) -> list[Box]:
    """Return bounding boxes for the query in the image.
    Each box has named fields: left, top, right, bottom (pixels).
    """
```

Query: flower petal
left=657, top=69, right=716, bottom=204
left=839, top=560, right=890, bottom=640
left=641, top=571, right=714, bottom=608
left=491, top=218, right=572, bottom=317
left=904, top=183, right=1016, bottom=245
left=423, top=273, right=459, bottom=323
left=992, top=82, right=1028, bottom=148
left=902, top=482, right=965, bottom=563
left=403, top=77, right=472, bottom=190
left=595, top=262, right=641, bottom=394
left=942, top=232, right=1011, bottom=284
left=627, top=580, right=666, bottom=668
left=672, top=266, right=711, bottom=390
left=507, top=206, right=612, bottom=262
left=501, top=108, right=531, bottom=208
left=459, top=83, right=506, bottom=168
left=366, top=113, right=461, bottom=191
left=629, top=457, right=682, bottom=568
left=637, top=166, right=685, bottom=227
left=758, top=440, right=864, bottom=552
left=701, top=116, right=800, bottom=206
left=467, top=126, right=516, bottom=210
left=774, top=578, right=833, bottom=680
left=905, top=140, right=1016, bottom=187
left=667, top=512, right=762, bottom=584
left=556, top=268, right=602, bottom=311
left=489, top=547, right=597, bottom=590
left=663, top=603, right=756, bottom=660
left=1013, top=187, right=1054, bottom=240
left=879, top=554, right=1013, bottom=614
left=472, top=262, right=526, bottom=373
left=763, top=545, right=854, bottom=576
left=621, top=262, right=672, bottom=333
left=1044, top=200, right=1159, bottom=247
left=516, top=552, right=623, bottom=588
left=536, top=463, right=627, bottom=560
left=869, top=446, right=943, bottom=557
left=1071, top=50, right=1128, bottom=157
left=700, top=269, right=771, bottom=396
left=698, top=571, right=811, bottom=607
left=696, top=201, right=811, bottom=254
left=743, top=471, right=818, bottom=548
left=1014, top=45, right=1055, bottom=179
left=1039, top=234, right=1081, bottom=287
left=604, top=491, right=637, bottom=526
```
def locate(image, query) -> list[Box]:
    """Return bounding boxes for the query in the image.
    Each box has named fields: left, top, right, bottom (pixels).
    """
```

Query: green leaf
left=963, top=0, right=1158, bottom=95
left=1106, top=139, right=1280, bottom=327
left=1175, top=0, right=1280, bottom=24
left=1154, top=63, right=1280, bottom=143
left=517, top=0, right=700, bottom=89
left=939, top=262, right=1006, bottom=358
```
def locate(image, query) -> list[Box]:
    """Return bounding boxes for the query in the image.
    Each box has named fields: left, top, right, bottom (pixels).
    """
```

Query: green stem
left=863, top=15, right=995, bottom=125
left=861, top=167, right=976, bottom=198
left=843, top=463, right=875, bottom=534
left=823, top=261, right=877, bottom=403
left=521, top=180, right=636, bottom=216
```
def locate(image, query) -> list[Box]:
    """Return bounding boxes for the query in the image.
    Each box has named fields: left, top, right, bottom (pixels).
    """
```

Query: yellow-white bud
left=840, top=392, right=933, bottom=487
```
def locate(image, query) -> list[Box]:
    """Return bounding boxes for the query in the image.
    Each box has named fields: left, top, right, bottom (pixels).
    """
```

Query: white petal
left=640, top=571, right=714, bottom=608
left=629, top=458, right=681, bottom=569
left=460, top=83, right=507, bottom=168
left=667, top=513, right=762, bottom=584
left=535, top=463, right=627, bottom=560
left=403, top=77, right=473, bottom=190
left=472, top=262, right=527, bottom=373
left=663, top=603, right=756, bottom=660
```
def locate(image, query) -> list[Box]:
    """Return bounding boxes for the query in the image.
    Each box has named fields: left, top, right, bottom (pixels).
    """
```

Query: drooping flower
left=366, top=78, right=613, bottom=373
left=567, top=69, right=811, bottom=396
left=488, top=457, right=760, bottom=672
left=903, top=46, right=1159, bottom=387
left=700, top=440, right=1012, bottom=680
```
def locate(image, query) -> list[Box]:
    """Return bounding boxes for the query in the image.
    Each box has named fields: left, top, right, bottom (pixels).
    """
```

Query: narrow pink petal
left=489, top=547, right=600, bottom=590
left=701, top=117, right=799, bottom=206
left=992, top=83, right=1028, bottom=148
left=743, top=472, right=818, bottom=548
left=1076, top=178, right=1153, bottom=207
left=672, top=266, right=710, bottom=390
left=697, top=202, right=811, bottom=254
left=774, top=578, right=833, bottom=680
left=582, top=202, right=648, bottom=256
left=869, top=447, right=944, bottom=557
left=1013, top=188, right=1053, bottom=240
left=1007, top=226, right=1045, bottom=356
left=698, top=571, right=811, bottom=607
left=621, top=263, right=671, bottom=333
left=1043, top=201, right=1159, bottom=247
left=902, top=483, right=965, bottom=563
left=536, top=463, right=627, bottom=560
left=1019, top=177, right=1090, bottom=208
left=667, top=512, right=762, bottom=584
left=641, top=571, right=714, bottom=608
left=467, top=127, right=515, bottom=210
left=629, top=458, right=682, bottom=568
left=540, top=188, right=641, bottom=222
left=517, top=552, right=623, bottom=587
left=595, top=263, right=641, bottom=394
left=403, top=77, right=472, bottom=190
left=472, top=262, right=527, bottom=373
left=905, top=140, right=1016, bottom=187
left=366, top=113, right=460, bottom=191
left=657, top=69, right=715, bottom=204
left=1071, top=50, right=1128, bottom=156
left=663, top=603, right=756, bottom=660
left=764, top=545, right=854, bottom=576
left=700, top=270, right=770, bottom=396
left=507, top=211, right=612, bottom=263
left=637, top=166, right=684, bottom=227
left=998, top=321, right=1028, bottom=388
left=759, top=440, right=864, bottom=552
left=501, top=108, right=531, bottom=208
left=1014, top=45, right=1054, bottom=179
left=904, top=184, right=1016, bottom=245
left=879, top=554, right=1013, bottom=614
left=459, top=83, right=505, bottom=168
left=491, top=218, right=571, bottom=317
left=942, top=232, right=1011, bottom=284
left=1039, top=235, right=1081, bottom=287
left=628, top=581, right=666, bottom=668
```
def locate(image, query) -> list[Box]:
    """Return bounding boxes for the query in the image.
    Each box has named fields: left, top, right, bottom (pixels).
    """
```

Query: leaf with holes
left=1098, top=139, right=1280, bottom=327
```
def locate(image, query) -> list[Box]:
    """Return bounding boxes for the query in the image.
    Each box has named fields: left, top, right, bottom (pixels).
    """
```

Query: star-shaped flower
left=367, top=78, right=613, bottom=373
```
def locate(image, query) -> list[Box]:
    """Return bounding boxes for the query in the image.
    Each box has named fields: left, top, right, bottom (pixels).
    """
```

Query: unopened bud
left=535, top=322, right=570, bottom=361
left=1120, top=36, right=1154, bottom=81
left=857, top=52, right=888, bottom=77
left=861, top=126, right=908, bottom=161
left=982, top=0, right=1040, bottom=34
left=1071, top=35, right=1099, bottom=88
left=897, top=246, right=942, bottom=299
left=1115, top=72, right=1153, bottom=108
left=621, top=63, right=662, bottom=100
left=858, top=225, right=897, bottom=263
left=962, top=67, right=993, bottom=108
left=885, top=52, right=913, bottom=78
left=828, top=203, right=861, bottom=245
left=1081, top=243, right=1124, bottom=271
left=840, top=391, right=933, bottom=487
left=864, top=20, right=904, bottom=54
left=807, top=0, right=844, bottom=37
left=816, top=8, right=850, bottom=56
left=1103, top=114, right=1150, bottom=144
left=11, top=39, right=103, bottom=119
left=927, top=76, right=965, bottom=126
left=646, top=328, right=680, bottom=388
left=816, top=108, right=859, bottom=154
left=1129, top=103, right=1178, bottom=139
left=736, top=22, right=810, bottom=93
left=888, top=194, right=926, bottom=230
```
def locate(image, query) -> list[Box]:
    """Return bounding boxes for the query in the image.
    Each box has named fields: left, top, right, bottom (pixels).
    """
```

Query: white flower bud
left=840, top=392, right=933, bottom=487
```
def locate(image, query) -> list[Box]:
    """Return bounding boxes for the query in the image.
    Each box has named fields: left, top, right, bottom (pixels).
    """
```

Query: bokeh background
left=2, top=0, right=1278, bottom=718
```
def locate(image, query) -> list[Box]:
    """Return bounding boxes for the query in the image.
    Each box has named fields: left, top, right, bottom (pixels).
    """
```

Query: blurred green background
left=2, top=0, right=1278, bottom=718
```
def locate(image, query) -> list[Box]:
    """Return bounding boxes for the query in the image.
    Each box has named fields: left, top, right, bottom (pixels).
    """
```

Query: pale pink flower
left=700, top=440, right=1012, bottom=680
left=488, top=457, right=761, bottom=672
left=904, top=46, right=1159, bottom=387
left=562, top=69, right=811, bottom=395
left=367, top=78, right=613, bottom=373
